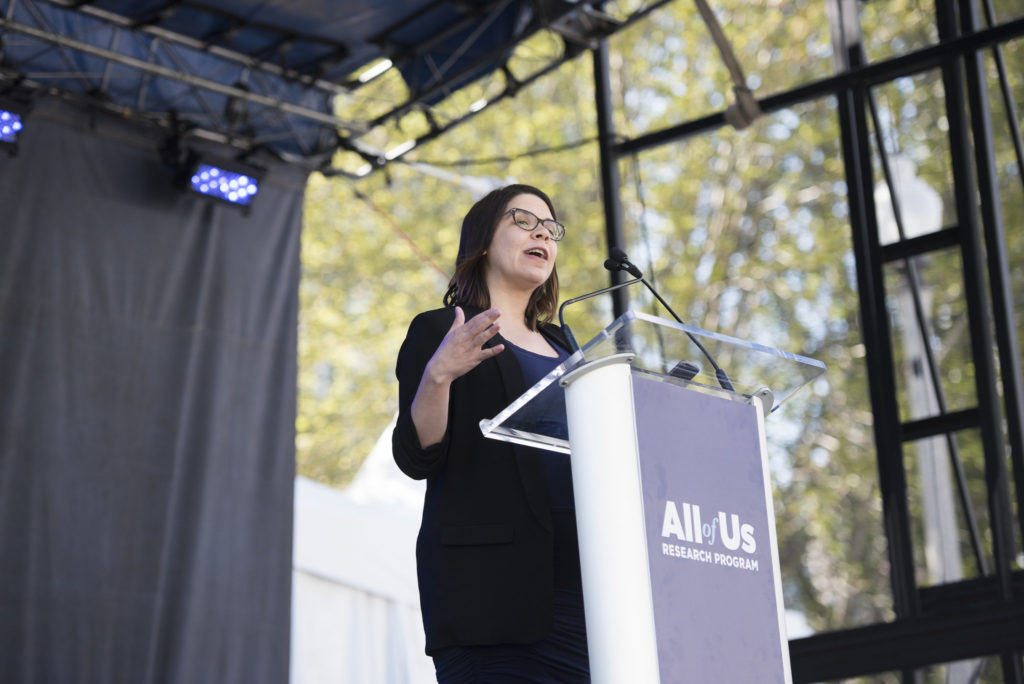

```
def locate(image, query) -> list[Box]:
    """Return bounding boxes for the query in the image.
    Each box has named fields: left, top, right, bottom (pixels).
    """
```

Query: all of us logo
left=661, top=500, right=756, bottom=554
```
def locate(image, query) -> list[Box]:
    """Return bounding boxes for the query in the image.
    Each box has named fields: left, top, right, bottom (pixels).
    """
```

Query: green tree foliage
left=298, top=0, right=1024, bottom=644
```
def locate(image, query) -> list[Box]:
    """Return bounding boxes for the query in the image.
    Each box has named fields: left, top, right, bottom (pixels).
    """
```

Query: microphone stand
left=557, top=277, right=643, bottom=352
left=608, top=250, right=736, bottom=393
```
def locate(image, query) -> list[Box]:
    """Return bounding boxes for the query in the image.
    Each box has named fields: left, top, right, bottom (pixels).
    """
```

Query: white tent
left=291, top=417, right=435, bottom=684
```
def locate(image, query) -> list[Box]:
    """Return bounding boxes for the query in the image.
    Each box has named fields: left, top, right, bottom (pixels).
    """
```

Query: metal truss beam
left=44, top=0, right=351, bottom=93
left=616, top=15, right=1024, bottom=157
left=790, top=575, right=1024, bottom=682
left=0, top=13, right=365, bottom=133
left=342, top=0, right=674, bottom=172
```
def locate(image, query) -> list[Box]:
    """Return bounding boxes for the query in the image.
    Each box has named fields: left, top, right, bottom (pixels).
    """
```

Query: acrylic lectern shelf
left=479, top=310, right=826, bottom=454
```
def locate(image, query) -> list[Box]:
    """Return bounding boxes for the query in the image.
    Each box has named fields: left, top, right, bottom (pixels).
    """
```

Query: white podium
left=480, top=311, right=825, bottom=684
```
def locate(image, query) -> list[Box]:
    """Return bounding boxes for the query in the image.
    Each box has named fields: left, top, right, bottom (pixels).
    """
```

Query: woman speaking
left=392, top=184, right=589, bottom=682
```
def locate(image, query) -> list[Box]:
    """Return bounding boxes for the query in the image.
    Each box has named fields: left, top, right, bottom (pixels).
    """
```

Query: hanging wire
left=405, top=136, right=597, bottom=168
left=628, top=153, right=662, bottom=297
left=628, top=153, right=670, bottom=369
left=350, top=183, right=451, bottom=282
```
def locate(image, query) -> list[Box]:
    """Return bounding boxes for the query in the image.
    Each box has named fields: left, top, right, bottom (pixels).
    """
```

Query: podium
left=480, top=311, right=825, bottom=684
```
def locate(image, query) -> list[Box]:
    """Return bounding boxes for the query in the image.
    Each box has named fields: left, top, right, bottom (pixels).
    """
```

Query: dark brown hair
left=442, top=184, right=560, bottom=330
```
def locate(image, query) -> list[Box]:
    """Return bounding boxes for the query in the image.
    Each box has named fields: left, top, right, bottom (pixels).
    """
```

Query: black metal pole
left=942, top=2, right=1022, bottom=681
left=959, top=0, right=1024, bottom=579
left=592, top=38, right=628, bottom=318
left=837, top=44, right=919, bottom=620
left=936, top=0, right=1017, bottom=600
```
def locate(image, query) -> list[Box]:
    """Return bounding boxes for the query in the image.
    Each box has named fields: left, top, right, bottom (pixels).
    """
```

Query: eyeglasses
left=503, top=208, right=566, bottom=241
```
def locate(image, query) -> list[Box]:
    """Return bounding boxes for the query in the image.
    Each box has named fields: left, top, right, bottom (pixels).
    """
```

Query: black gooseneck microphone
left=606, top=248, right=735, bottom=392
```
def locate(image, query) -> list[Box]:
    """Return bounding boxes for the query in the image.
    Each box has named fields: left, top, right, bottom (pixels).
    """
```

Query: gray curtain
left=0, top=98, right=303, bottom=683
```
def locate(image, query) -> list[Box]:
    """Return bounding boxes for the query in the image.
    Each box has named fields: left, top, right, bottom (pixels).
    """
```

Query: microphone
left=608, top=247, right=643, bottom=278
left=605, top=248, right=735, bottom=392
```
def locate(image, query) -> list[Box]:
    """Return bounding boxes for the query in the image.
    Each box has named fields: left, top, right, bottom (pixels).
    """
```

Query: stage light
left=0, top=98, right=30, bottom=156
left=179, top=153, right=265, bottom=211
left=189, top=162, right=260, bottom=206
left=0, top=110, right=22, bottom=142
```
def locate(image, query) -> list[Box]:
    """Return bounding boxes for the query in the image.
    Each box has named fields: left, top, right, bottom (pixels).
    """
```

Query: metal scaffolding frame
left=592, top=2, right=1024, bottom=681
left=0, top=0, right=674, bottom=166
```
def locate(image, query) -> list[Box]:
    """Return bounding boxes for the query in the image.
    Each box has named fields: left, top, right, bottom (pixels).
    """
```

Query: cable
left=628, top=152, right=669, bottom=363
left=403, top=136, right=598, bottom=168
left=350, top=184, right=451, bottom=282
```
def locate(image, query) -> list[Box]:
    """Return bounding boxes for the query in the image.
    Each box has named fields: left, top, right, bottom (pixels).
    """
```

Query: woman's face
left=484, top=192, right=558, bottom=296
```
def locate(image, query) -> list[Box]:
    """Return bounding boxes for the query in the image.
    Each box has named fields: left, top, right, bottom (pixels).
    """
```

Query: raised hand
left=411, top=307, right=504, bottom=447
left=424, top=307, right=504, bottom=385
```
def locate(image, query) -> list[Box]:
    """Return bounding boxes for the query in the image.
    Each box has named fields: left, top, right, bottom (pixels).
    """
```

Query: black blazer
left=392, top=305, right=570, bottom=655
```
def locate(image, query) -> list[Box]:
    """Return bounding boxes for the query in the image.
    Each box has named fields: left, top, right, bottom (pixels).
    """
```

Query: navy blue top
left=506, top=340, right=582, bottom=594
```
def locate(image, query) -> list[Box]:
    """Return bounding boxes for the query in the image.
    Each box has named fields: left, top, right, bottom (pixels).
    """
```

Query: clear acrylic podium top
left=479, top=310, right=826, bottom=454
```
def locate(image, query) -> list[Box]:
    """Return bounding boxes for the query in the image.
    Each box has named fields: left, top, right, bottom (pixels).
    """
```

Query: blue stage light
left=0, top=110, right=23, bottom=143
left=188, top=163, right=261, bottom=206
left=0, top=98, right=30, bottom=156
left=174, top=152, right=265, bottom=212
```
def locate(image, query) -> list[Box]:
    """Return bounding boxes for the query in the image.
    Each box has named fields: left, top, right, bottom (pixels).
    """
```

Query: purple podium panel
left=633, top=373, right=790, bottom=683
